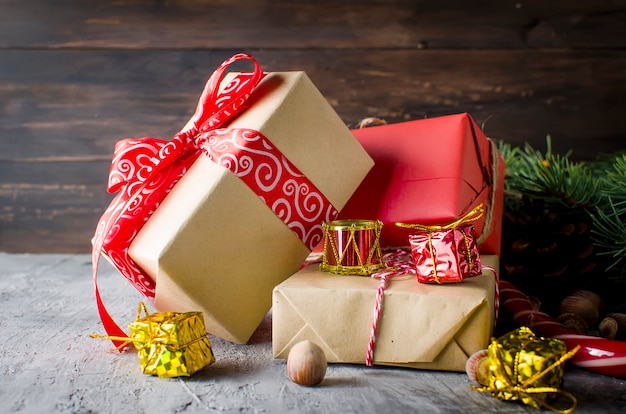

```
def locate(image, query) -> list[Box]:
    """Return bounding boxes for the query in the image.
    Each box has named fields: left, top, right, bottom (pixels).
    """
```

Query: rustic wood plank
left=1, top=1, right=625, bottom=254
left=1, top=0, right=625, bottom=50
left=0, top=162, right=112, bottom=253
left=2, top=47, right=625, bottom=253
left=2, top=49, right=625, bottom=159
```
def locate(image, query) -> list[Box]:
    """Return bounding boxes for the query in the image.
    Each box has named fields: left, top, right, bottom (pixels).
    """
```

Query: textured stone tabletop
left=1, top=253, right=624, bottom=413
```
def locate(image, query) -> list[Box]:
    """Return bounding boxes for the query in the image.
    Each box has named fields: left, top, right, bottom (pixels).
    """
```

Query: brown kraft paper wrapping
left=273, top=255, right=498, bottom=371
left=129, top=71, right=374, bottom=344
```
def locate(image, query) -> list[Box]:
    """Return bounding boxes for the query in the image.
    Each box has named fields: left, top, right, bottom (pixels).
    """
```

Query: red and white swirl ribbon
left=92, top=53, right=337, bottom=347
left=198, top=128, right=336, bottom=248
left=500, top=280, right=626, bottom=378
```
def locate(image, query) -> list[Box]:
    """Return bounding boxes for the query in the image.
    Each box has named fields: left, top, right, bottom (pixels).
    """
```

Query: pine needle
left=498, top=137, right=626, bottom=278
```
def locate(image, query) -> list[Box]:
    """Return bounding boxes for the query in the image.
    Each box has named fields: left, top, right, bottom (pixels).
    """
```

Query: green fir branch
left=600, top=154, right=626, bottom=200
left=499, top=137, right=626, bottom=278
left=590, top=198, right=626, bottom=275
left=499, top=136, right=600, bottom=211
left=589, top=154, right=626, bottom=276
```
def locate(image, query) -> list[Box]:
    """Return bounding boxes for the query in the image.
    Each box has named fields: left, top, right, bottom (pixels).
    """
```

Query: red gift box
left=337, top=113, right=505, bottom=255
left=408, top=224, right=481, bottom=284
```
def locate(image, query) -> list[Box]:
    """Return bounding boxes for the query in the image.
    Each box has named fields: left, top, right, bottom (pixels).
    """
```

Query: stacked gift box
left=93, top=53, right=504, bottom=375
left=273, top=112, right=504, bottom=371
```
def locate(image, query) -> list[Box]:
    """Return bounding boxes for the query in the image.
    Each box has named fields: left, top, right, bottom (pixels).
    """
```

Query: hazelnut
left=287, top=340, right=327, bottom=386
left=599, top=316, right=619, bottom=339
left=556, top=312, right=589, bottom=334
left=599, top=313, right=626, bottom=340
left=558, top=290, right=602, bottom=326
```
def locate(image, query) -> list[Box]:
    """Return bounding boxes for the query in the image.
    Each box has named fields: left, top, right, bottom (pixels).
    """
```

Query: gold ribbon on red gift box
left=396, top=204, right=485, bottom=284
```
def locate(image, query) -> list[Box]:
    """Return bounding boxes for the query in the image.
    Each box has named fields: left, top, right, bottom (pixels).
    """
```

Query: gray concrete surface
left=1, top=253, right=625, bottom=413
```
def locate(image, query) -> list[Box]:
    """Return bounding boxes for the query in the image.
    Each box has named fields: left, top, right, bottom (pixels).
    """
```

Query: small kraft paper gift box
left=92, top=53, right=374, bottom=345
left=272, top=255, right=499, bottom=371
left=336, top=113, right=505, bottom=255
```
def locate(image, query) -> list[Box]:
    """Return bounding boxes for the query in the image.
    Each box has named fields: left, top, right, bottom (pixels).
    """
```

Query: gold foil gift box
left=92, top=303, right=215, bottom=378
left=471, top=326, right=579, bottom=413
left=128, top=303, right=216, bottom=378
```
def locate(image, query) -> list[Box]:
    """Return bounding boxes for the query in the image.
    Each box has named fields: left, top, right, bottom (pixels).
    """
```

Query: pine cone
left=500, top=198, right=602, bottom=316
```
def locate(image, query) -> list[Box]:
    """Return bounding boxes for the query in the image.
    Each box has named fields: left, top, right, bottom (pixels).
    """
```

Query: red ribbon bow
left=92, top=53, right=265, bottom=348
left=107, top=53, right=264, bottom=196
left=93, top=53, right=339, bottom=349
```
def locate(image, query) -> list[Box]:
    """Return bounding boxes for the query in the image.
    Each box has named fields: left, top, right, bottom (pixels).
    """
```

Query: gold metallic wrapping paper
left=471, top=327, right=579, bottom=413
left=128, top=303, right=216, bottom=378
left=92, top=303, right=216, bottom=378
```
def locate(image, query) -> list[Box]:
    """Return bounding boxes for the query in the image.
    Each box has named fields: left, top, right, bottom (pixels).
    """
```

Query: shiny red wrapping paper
left=337, top=113, right=505, bottom=255
left=409, top=225, right=481, bottom=284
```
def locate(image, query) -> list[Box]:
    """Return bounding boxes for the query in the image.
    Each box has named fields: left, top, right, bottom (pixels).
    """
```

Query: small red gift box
left=337, top=113, right=505, bottom=255
left=406, top=225, right=481, bottom=284
left=401, top=205, right=483, bottom=284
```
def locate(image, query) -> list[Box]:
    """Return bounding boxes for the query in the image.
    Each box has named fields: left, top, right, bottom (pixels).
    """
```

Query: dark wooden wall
left=2, top=0, right=625, bottom=253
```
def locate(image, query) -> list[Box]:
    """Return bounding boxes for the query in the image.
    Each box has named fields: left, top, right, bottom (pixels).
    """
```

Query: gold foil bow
left=396, top=204, right=485, bottom=233
left=396, top=204, right=485, bottom=283
left=91, top=303, right=215, bottom=378
left=471, top=327, right=580, bottom=413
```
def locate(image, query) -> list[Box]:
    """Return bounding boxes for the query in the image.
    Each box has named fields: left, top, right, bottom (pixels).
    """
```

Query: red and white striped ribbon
left=365, top=250, right=500, bottom=366
left=365, top=249, right=416, bottom=366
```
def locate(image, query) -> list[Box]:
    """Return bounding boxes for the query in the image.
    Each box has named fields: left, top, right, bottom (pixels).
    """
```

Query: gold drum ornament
left=320, top=219, right=383, bottom=276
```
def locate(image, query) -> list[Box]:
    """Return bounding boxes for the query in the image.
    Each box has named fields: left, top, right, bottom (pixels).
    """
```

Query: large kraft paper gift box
left=337, top=113, right=505, bottom=255
left=92, top=54, right=373, bottom=345
left=273, top=255, right=498, bottom=371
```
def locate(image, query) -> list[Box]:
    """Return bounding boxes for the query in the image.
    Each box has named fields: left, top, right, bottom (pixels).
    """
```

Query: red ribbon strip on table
left=500, top=280, right=626, bottom=379
left=92, top=53, right=338, bottom=348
